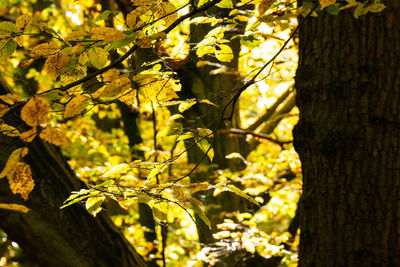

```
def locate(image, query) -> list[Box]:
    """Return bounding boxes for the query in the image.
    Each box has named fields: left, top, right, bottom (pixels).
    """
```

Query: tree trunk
left=294, top=1, right=400, bottom=266
left=0, top=89, right=147, bottom=267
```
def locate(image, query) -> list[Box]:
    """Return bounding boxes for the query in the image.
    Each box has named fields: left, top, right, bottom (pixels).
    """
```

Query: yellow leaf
left=0, top=203, right=29, bottom=213
left=126, top=12, right=137, bottom=28
left=7, top=162, right=34, bottom=201
left=0, top=104, right=9, bottom=117
left=0, top=123, right=20, bottom=137
left=118, top=89, right=137, bottom=105
left=319, top=0, right=336, bottom=9
left=21, top=96, right=50, bottom=127
left=65, top=30, right=88, bottom=41
left=60, top=65, right=87, bottom=86
left=91, top=27, right=126, bottom=41
left=0, top=93, right=23, bottom=105
left=136, top=32, right=167, bottom=48
left=102, top=69, right=120, bottom=83
left=135, top=74, right=179, bottom=102
left=0, top=147, right=25, bottom=178
left=78, top=52, right=88, bottom=65
left=215, top=44, right=234, bottom=62
left=88, top=47, right=108, bottom=69
left=20, top=127, right=37, bottom=143
left=45, top=52, right=69, bottom=80
left=93, top=77, right=131, bottom=98
left=39, top=127, right=69, bottom=146
left=258, top=0, right=275, bottom=15
left=156, top=2, right=178, bottom=27
left=16, top=14, right=32, bottom=31
left=64, top=95, right=88, bottom=118
left=31, top=42, right=59, bottom=57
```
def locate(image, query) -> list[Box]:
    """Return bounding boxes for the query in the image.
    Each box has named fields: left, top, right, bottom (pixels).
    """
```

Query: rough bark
left=294, top=1, right=400, bottom=266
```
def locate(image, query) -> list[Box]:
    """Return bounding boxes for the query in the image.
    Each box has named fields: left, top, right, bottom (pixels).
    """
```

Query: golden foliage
left=0, top=93, right=23, bottom=105
left=258, top=0, right=276, bottom=15
left=16, top=14, right=32, bottom=31
left=102, top=69, right=120, bottom=83
left=64, top=95, right=88, bottom=118
left=91, top=27, right=126, bottom=41
left=0, top=203, right=29, bottom=213
left=319, top=0, right=336, bottom=9
left=45, top=52, right=69, bottom=80
left=21, top=96, right=50, bottom=126
left=20, top=127, right=37, bottom=142
left=93, top=77, right=131, bottom=98
left=31, top=42, right=59, bottom=57
left=39, top=127, right=69, bottom=146
left=7, top=162, right=34, bottom=201
left=0, top=103, right=9, bottom=117
left=156, top=2, right=178, bottom=27
left=88, top=47, right=107, bottom=69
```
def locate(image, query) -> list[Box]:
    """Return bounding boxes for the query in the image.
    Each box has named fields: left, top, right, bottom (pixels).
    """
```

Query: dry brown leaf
left=64, top=95, right=88, bottom=118
left=258, top=0, right=275, bottom=15
left=21, top=96, right=50, bottom=126
left=7, top=162, right=34, bottom=201
left=91, top=27, right=126, bottom=41
left=20, top=127, right=37, bottom=143
left=39, top=127, right=69, bottom=146
left=45, top=52, right=69, bottom=80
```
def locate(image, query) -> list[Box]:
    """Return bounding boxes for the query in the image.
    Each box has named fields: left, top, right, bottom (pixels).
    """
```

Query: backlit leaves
left=91, top=27, right=126, bottom=41
left=20, top=127, right=37, bottom=143
left=88, top=47, right=108, bottom=69
left=258, top=0, right=275, bottom=15
left=64, top=95, right=88, bottom=118
left=21, top=97, right=51, bottom=127
left=319, top=0, right=336, bottom=10
left=39, top=127, right=69, bottom=146
left=0, top=203, right=29, bottom=213
left=0, top=39, right=17, bottom=60
left=31, top=42, right=59, bottom=57
left=0, top=21, right=18, bottom=35
left=7, top=162, right=34, bottom=201
left=45, top=52, right=69, bottom=80
left=16, top=14, right=32, bottom=31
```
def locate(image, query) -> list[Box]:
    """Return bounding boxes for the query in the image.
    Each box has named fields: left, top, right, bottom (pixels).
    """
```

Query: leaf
left=0, top=203, right=29, bottom=213
left=7, top=162, right=34, bottom=201
left=91, top=27, right=126, bottom=41
left=227, top=185, right=259, bottom=206
left=0, top=94, right=23, bottom=105
left=45, top=52, right=69, bottom=80
left=147, top=164, right=167, bottom=183
left=103, top=163, right=130, bottom=178
left=156, top=2, right=178, bottom=27
left=195, top=137, right=214, bottom=161
left=64, top=95, right=88, bottom=118
left=103, top=69, right=120, bottom=83
left=88, top=47, right=108, bottom=69
left=61, top=189, right=90, bottom=209
left=258, top=0, right=275, bottom=15
left=16, top=14, right=32, bottom=31
left=93, top=77, right=131, bottom=98
left=126, top=11, right=138, bottom=28
left=319, top=0, right=336, bottom=10
left=177, top=132, right=194, bottom=141
left=157, top=122, right=183, bottom=137
left=21, top=96, right=50, bottom=126
left=78, top=52, right=88, bottom=65
left=326, top=4, right=340, bottom=15
left=191, top=200, right=211, bottom=229
left=215, top=44, right=234, bottom=62
left=178, top=101, right=196, bottom=113
left=151, top=202, right=168, bottom=223
left=0, top=21, right=18, bottom=35
left=0, top=104, right=9, bottom=117
left=20, top=127, right=37, bottom=143
left=0, top=39, right=17, bottom=60
left=86, top=196, right=106, bottom=217
left=31, top=42, right=59, bottom=57
left=0, top=147, right=25, bottom=178
left=216, top=0, right=233, bottom=9
left=39, top=127, right=69, bottom=146
left=118, top=89, right=137, bottom=105
left=0, top=123, right=20, bottom=137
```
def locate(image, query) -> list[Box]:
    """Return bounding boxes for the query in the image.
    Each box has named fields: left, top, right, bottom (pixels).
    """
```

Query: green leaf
left=86, top=196, right=106, bottom=217
left=0, top=21, right=18, bottom=35
left=326, top=4, right=340, bottom=15
left=0, top=39, right=17, bottom=60
left=95, top=10, right=112, bottom=21
left=216, top=0, right=233, bottom=9
left=195, top=137, right=214, bottom=161
left=191, top=200, right=211, bottom=229
left=88, top=47, right=108, bottom=69
left=61, top=189, right=90, bottom=209
left=227, top=185, right=259, bottom=206
left=178, top=101, right=196, bottom=113
left=157, top=122, right=183, bottom=137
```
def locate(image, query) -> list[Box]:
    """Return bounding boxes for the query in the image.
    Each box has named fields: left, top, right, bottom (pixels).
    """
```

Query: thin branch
left=218, top=128, right=292, bottom=146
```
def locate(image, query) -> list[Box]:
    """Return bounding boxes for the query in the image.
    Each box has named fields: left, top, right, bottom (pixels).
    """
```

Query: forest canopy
left=0, top=0, right=386, bottom=266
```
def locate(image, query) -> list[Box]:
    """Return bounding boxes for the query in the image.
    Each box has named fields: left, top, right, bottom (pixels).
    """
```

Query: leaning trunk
left=294, top=1, right=400, bottom=265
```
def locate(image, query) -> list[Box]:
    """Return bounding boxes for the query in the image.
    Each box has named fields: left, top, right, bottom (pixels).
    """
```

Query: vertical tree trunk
left=294, top=1, right=400, bottom=266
